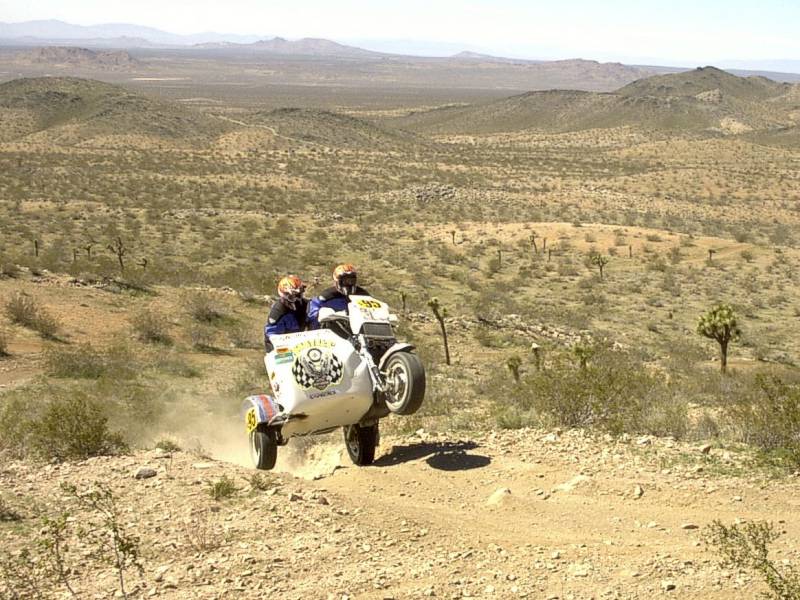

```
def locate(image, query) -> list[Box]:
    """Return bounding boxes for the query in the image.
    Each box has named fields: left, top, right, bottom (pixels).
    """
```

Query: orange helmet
left=333, top=264, right=358, bottom=295
left=277, top=275, right=305, bottom=309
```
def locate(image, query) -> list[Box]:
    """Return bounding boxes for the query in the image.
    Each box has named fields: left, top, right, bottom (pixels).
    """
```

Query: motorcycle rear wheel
left=343, top=423, right=378, bottom=466
left=383, top=352, right=426, bottom=415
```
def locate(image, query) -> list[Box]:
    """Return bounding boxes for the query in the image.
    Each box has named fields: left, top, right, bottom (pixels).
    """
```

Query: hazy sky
left=2, top=0, right=799, bottom=64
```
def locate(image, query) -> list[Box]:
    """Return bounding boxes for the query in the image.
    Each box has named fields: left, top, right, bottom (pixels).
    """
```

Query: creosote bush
left=490, top=347, right=687, bottom=439
left=189, top=323, right=218, bottom=351
left=4, top=292, right=60, bottom=339
left=130, top=307, right=172, bottom=344
left=726, top=376, right=800, bottom=467
left=208, top=475, right=237, bottom=500
left=0, top=393, right=127, bottom=461
left=44, top=341, right=137, bottom=380
left=185, top=292, right=227, bottom=323
left=706, top=520, right=800, bottom=599
left=0, top=496, right=21, bottom=522
left=0, top=328, right=10, bottom=357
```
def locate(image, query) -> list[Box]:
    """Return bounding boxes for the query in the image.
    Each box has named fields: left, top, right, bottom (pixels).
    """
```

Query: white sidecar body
left=250, top=328, right=374, bottom=438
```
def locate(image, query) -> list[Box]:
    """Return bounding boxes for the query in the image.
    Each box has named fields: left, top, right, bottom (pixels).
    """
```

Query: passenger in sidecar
left=264, top=275, right=308, bottom=352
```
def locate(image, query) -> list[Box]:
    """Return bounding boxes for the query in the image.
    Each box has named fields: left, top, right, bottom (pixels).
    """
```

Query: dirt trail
left=6, top=428, right=796, bottom=599
left=303, top=429, right=800, bottom=599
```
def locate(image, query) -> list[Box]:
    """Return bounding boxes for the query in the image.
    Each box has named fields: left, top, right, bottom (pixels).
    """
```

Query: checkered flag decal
left=328, top=356, right=344, bottom=384
left=292, top=350, right=344, bottom=390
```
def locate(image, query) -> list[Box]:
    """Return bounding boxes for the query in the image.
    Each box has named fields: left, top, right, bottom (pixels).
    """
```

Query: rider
left=307, top=263, right=369, bottom=329
left=264, top=275, right=308, bottom=352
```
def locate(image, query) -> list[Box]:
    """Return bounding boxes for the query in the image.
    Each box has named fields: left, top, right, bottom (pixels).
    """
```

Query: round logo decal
left=292, top=346, right=344, bottom=391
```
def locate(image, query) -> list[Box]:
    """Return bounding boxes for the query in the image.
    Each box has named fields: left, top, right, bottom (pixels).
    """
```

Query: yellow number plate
left=357, top=299, right=381, bottom=309
left=245, top=408, right=258, bottom=433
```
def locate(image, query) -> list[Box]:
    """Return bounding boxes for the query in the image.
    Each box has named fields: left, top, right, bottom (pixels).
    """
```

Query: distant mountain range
left=1, top=19, right=799, bottom=82
left=0, top=19, right=264, bottom=46
left=193, top=37, right=380, bottom=57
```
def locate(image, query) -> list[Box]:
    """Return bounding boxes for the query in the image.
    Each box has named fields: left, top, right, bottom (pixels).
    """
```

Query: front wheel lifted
left=250, top=428, right=278, bottom=470
left=343, top=423, right=378, bottom=466
left=383, top=352, right=426, bottom=415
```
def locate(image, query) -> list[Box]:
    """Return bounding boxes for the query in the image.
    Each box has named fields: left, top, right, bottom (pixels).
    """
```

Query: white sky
left=2, top=0, right=799, bottom=65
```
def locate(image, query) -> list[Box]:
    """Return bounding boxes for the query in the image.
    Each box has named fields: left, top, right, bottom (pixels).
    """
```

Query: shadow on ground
left=375, top=441, right=491, bottom=471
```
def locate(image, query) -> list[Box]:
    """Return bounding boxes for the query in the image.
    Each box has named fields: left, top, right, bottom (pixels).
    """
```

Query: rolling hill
left=390, top=66, right=797, bottom=136
left=12, top=46, right=141, bottom=69
left=248, top=107, right=424, bottom=150
left=0, top=77, right=233, bottom=143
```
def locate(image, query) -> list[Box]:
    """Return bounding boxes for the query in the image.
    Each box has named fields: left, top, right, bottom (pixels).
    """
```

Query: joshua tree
left=572, top=338, right=595, bottom=370
left=107, top=237, right=127, bottom=274
left=529, top=233, right=538, bottom=254
left=400, top=291, right=407, bottom=315
left=85, top=237, right=96, bottom=260
left=428, top=297, right=451, bottom=366
left=450, top=230, right=457, bottom=245
left=530, top=342, right=542, bottom=371
left=33, top=239, right=39, bottom=257
left=590, top=254, right=610, bottom=280
left=697, top=303, right=740, bottom=373
left=708, top=248, right=717, bottom=263
left=506, top=355, right=522, bottom=383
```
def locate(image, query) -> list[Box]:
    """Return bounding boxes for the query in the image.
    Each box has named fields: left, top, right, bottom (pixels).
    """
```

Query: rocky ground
left=3, top=428, right=799, bottom=599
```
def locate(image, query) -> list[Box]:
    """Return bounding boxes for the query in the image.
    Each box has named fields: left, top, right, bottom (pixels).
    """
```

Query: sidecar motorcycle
left=243, top=295, right=425, bottom=469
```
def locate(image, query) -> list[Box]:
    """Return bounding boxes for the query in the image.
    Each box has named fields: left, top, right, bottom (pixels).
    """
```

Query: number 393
left=357, top=299, right=381, bottom=309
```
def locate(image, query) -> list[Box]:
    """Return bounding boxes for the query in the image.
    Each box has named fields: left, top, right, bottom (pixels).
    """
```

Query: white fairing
left=347, top=295, right=391, bottom=333
left=265, top=329, right=373, bottom=437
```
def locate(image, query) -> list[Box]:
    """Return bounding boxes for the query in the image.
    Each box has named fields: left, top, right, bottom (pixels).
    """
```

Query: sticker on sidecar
left=292, top=346, right=344, bottom=391
left=274, top=352, right=294, bottom=365
left=245, top=407, right=258, bottom=433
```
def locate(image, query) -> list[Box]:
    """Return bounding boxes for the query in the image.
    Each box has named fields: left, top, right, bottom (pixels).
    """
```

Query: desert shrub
left=726, top=376, right=800, bottom=467
left=31, top=396, right=127, bottom=460
left=185, top=292, right=227, bottom=323
left=645, top=254, right=668, bottom=272
left=44, top=343, right=107, bottom=379
left=556, top=259, right=579, bottom=277
left=149, top=349, right=200, bottom=378
left=189, top=323, right=218, bottom=350
left=227, top=322, right=261, bottom=349
left=248, top=473, right=271, bottom=492
left=155, top=439, right=181, bottom=452
left=473, top=326, right=512, bottom=349
left=130, top=308, right=172, bottom=344
left=491, top=349, right=687, bottom=438
left=0, top=394, right=127, bottom=461
left=0, top=261, right=21, bottom=278
left=208, top=475, right=237, bottom=500
left=43, top=342, right=137, bottom=380
left=0, top=496, right=21, bottom=522
left=4, top=292, right=60, bottom=339
left=0, top=396, right=28, bottom=458
left=5, top=292, right=36, bottom=325
left=706, top=520, right=800, bottom=599
left=0, top=328, right=10, bottom=357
